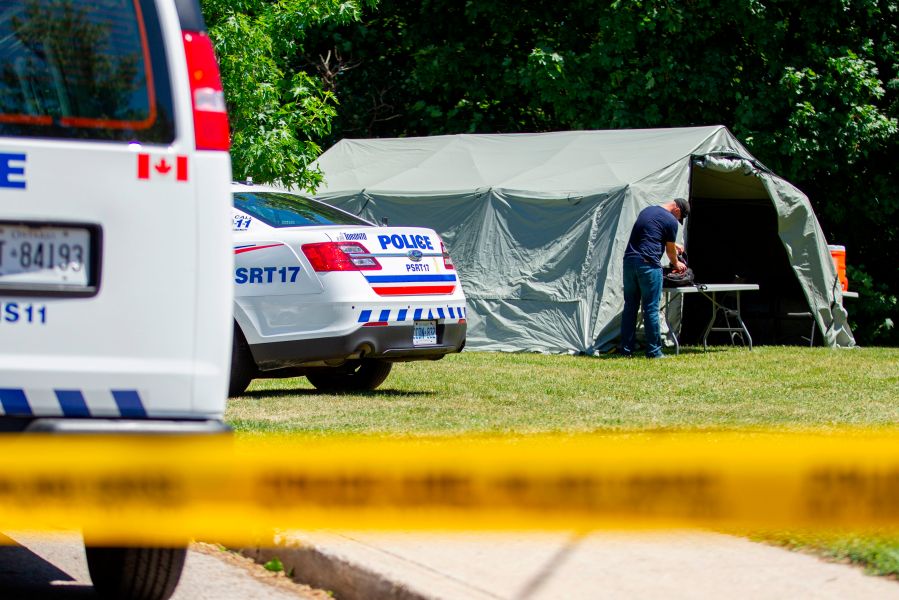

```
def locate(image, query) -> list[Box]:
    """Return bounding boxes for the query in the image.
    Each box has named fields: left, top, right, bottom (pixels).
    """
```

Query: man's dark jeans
left=619, top=255, right=664, bottom=358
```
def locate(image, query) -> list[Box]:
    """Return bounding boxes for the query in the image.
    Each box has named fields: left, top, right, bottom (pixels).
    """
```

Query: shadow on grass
left=669, top=347, right=733, bottom=355
left=587, top=346, right=731, bottom=359
left=240, top=388, right=431, bottom=399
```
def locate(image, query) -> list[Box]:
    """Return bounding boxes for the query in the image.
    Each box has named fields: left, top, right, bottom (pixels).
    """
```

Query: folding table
left=662, top=284, right=761, bottom=355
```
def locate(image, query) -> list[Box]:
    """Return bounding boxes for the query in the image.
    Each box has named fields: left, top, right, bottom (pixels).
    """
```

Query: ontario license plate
left=413, top=320, right=437, bottom=346
left=0, top=224, right=91, bottom=287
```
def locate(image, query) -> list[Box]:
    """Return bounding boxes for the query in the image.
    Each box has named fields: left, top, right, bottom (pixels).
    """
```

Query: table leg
left=702, top=291, right=716, bottom=351
left=737, top=291, right=753, bottom=350
left=664, top=290, right=680, bottom=355
left=701, top=290, right=754, bottom=351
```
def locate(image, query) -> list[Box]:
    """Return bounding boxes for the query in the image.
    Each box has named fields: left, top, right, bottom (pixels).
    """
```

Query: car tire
left=306, top=359, right=393, bottom=392
left=85, top=545, right=187, bottom=600
left=229, top=323, right=256, bottom=397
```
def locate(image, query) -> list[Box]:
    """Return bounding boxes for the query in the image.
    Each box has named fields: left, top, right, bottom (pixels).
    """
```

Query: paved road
left=0, top=532, right=325, bottom=600
left=7, top=530, right=898, bottom=600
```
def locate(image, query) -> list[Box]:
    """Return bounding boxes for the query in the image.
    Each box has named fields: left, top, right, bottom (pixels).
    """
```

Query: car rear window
left=233, top=191, right=371, bottom=228
left=0, top=0, right=175, bottom=143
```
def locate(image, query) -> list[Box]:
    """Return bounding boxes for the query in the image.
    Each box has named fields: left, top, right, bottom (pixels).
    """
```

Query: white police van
left=0, top=0, right=232, bottom=598
left=230, top=182, right=467, bottom=395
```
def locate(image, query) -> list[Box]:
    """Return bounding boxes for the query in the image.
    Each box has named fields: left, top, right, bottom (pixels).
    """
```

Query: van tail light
left=182, top=31, right=230, bottom=151
left=441, top=241, right=455, bottom=270
left=302, top=242, right=382, bottom=271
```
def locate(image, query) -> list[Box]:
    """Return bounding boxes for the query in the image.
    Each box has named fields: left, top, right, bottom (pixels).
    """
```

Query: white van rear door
left=0, top=0, right=232, bottom=420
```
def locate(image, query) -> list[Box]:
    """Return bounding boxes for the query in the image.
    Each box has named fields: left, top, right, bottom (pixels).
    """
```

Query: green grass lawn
left=226, top=346, right=899, bottom=577
left=749, top=530, right=899, bottom=580
left=227, top=346, right=899, bottom=434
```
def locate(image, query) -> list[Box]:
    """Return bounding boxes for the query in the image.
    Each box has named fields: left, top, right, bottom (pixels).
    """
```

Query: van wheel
left=229, top=324, right=256, bottom=397
left=307, top=359, right=393, bottom=392
left=85, top=545, right=187, bottom=600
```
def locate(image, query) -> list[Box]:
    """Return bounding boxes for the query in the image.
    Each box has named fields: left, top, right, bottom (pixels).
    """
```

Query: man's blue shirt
left=623, top=205, right=678, bottom=267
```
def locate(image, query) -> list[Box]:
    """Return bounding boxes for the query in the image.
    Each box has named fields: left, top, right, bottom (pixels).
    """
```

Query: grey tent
left=309, top=126, right=854, bottom=353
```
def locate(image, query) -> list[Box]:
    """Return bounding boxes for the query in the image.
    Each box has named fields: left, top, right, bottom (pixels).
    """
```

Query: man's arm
left=666, top=242, right=686, bottom=273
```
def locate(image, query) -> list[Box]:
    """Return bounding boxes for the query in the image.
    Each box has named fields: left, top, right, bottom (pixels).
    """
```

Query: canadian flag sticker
left=137, top=154, right=188, bottom=182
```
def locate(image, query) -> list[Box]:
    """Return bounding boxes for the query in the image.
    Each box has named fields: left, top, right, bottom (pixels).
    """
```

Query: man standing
left=618, top=198, right=690, bottom=358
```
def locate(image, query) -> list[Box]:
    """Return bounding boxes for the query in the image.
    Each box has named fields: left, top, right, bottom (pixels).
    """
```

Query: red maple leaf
left=155, top=159, right=172, bottom=175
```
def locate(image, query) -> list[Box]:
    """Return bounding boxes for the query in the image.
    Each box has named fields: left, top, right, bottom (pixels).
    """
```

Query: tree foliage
left=305, top=0, right=898, bottom=344
left=201, top=0, right=373, bottom=190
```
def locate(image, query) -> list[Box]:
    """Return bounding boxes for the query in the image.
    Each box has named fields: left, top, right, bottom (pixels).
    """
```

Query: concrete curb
left=241, top=538, right=431, bottom=600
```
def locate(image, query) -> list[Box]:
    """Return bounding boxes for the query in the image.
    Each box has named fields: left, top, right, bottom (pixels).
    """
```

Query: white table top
left=664, top=283, right=760, bottom=294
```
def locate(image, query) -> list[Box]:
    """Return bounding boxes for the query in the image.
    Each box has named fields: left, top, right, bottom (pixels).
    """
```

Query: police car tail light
left=441, top=242, right=455, bottom=270
left=302, top=242, right=382, bottom=271
left=182, top=31, right=230, bottom=151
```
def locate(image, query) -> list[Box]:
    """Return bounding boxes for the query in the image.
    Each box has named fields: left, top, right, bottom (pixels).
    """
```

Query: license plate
left=0, top=224, right=91, bottom=287
left=413, top=320, right=437, bottom=346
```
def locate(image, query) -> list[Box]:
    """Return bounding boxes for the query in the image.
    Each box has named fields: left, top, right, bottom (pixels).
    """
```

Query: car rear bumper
left=251, top=322, right=467, bottom=370
left=0, top=418, right=230, bottom=434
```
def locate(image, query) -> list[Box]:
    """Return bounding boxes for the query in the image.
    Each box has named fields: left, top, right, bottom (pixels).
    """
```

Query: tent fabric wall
left=760, top=175, right=854, bottom=347
left=309, top=126, right=854, bottom=352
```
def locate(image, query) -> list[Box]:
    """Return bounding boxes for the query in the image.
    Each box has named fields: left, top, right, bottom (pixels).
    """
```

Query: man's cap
left=673, top=198, right=690, bottom=223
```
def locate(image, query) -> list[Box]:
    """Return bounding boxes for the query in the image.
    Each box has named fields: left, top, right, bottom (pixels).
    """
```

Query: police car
left=230, top=182, right=467, bottom=395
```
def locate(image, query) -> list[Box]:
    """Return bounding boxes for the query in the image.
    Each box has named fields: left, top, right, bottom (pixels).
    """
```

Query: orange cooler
left=828, top=244, right=848, bottom=291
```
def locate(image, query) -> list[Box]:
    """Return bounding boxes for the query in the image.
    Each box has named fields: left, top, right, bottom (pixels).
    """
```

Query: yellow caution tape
left=0, top=430, right=897, bottom=545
